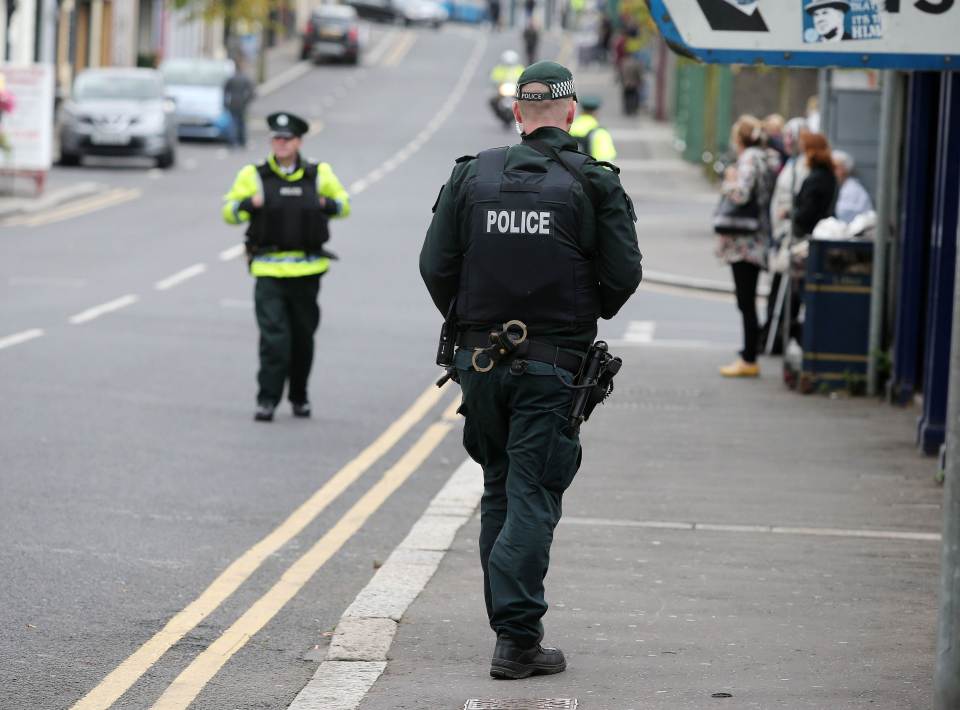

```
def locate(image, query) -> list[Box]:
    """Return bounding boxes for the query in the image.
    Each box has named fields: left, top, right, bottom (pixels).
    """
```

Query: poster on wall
left=0, top=64, right=55, bottom=172
left=648, top=0, right=960, bottom=69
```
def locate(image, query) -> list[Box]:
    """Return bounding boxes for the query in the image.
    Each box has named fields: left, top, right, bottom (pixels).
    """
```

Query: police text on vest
left=485, top=210, right=552, bottom=236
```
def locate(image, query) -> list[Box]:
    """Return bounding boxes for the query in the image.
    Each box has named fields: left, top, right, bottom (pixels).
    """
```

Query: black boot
left=490, top=635, right=566, bottom=679
left=291, top=401, right=311, bottom=418
left=254, top=401, right=275, bottom=422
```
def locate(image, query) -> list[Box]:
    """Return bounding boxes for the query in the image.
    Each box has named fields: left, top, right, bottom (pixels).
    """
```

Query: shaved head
left=514, top=82, right=576, bottom=133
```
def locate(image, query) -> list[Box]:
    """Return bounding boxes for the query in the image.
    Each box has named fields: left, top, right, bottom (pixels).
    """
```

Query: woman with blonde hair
left=715, top=114, right=778, bottom=377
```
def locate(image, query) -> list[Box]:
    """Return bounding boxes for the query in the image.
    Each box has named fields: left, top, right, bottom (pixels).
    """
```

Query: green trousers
left=456, top=350, right=582, bottom=647
left=254, top=275, right=321, bottom=405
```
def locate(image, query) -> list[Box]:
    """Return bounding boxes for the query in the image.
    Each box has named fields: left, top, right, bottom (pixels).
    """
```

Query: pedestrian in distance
left=763, top=113, right=788, bottom=169
left=488, top=0, right=502, bottom=29
left=569, top=95, right=617, bottom=162
left=763, top=116, right=808, bottom=355
left=619, top=51, right=644, bottom=116
left=715, top=114, right=778, bottom=378
left=420, top=61, right=642, bottom=680
left=222, top=112, right=351, bottom=422
left=522, top=18, right=541, bottom=66
left=223, top=61, right=256, bottom=149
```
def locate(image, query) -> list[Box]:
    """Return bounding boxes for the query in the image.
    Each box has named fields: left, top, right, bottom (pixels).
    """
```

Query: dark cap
left=804, top=0, right=850, bottom=13
left=267, top=111, right=309, bottom=138
left=580, top=95, right=602, bottom=111
left=515, top=61, right=577, bottom=102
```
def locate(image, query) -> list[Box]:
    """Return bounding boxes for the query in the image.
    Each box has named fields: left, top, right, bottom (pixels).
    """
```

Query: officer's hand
left=251, top=193, right=264, bottom=208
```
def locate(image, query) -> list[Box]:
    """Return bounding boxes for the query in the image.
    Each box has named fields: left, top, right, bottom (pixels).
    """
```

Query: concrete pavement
left=353, top=343, right=941, bottom=709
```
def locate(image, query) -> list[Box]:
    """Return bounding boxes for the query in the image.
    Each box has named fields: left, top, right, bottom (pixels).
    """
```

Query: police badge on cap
left=267, top=111, right=309, bottom=138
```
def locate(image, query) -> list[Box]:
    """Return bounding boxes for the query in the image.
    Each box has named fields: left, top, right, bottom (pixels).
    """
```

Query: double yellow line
left=381, top=31, right=417, bottom=67
left=4, top=187, right=141, bottom=228
left=72, top=381, right=460, bottom=710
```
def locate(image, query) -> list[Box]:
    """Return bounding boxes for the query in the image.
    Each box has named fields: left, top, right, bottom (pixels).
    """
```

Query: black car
left=301, top=5, right=361, bottom=64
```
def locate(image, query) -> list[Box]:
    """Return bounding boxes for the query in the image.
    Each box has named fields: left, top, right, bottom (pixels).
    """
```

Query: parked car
left=396, top=0, right=447, bottom=27
left=301, top=5, right=361, bottom=64
left=159, top=58, right=235, bottom=142
left=60, top=68, right=177, bottom=168
left=347, top=0, right=446, bottom=26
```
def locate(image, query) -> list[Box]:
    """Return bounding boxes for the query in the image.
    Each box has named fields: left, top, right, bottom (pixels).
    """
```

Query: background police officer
left=420, top=61, right=642, bottom=679
left=223, top=112, right=351, bottom=421
left=569, top=95, right=617, bottom=162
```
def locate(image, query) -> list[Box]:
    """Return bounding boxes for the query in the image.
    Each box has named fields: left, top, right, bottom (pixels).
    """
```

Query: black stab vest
left=245, top=162, right=330, bottom=253
left=456, top=146, right=602, bottom=329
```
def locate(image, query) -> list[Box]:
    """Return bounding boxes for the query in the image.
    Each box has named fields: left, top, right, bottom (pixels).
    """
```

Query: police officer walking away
left=223, top=112, right=351, bottom=421
left=569, top=95, right=617, bottom=162
left=420, top=62, right=642, bottom=679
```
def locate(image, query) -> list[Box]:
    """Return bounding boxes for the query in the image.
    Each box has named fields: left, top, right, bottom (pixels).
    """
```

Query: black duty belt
left=458, top=330, right=585, bottom=374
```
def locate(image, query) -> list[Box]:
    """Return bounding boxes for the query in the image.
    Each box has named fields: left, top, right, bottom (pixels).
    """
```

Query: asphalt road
left=0, top=23, right=741, bottom=710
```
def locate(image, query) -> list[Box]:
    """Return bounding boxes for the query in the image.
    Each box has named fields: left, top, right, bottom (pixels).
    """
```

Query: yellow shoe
left=719, top=359, right=760, bottom=378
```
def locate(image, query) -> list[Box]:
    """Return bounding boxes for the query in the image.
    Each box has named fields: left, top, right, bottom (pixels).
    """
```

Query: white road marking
left=348, top=32, right=487, bottom=195
left=154, top=264, right=207, bottom=291
left=258, top=61, right=311, bottom=97
left=0, top=328, right=44, bottom=351
left=68, top=294, right=139, bottom=325
left=289, top=457, right=482, bottom=710
left=624, top=320, right=656, bottom=343
left=562, top=516, right=941, bottom=542
left=218, top=244, right=246, bottom=261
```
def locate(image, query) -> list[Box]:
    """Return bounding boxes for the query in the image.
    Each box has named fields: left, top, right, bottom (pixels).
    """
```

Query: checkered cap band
left=515, top=79, right=576, bottom=101
left=551, top=79, right=576, bottom=99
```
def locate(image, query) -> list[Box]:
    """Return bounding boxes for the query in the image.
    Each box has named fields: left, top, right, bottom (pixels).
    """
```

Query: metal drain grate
left=463, top=700, right=578, bottom=710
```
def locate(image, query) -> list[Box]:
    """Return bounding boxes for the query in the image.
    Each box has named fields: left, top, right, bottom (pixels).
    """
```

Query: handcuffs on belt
left=470, top=320, right=529, bottom=373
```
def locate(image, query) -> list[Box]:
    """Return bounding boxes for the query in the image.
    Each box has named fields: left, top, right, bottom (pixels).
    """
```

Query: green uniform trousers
left=254, top=275, right=321, bottom=405
left=455, top=350, right=583, bottom=647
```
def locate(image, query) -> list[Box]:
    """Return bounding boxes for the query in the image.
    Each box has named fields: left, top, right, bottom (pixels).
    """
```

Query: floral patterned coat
left=715, top=146, right=778, bottom=267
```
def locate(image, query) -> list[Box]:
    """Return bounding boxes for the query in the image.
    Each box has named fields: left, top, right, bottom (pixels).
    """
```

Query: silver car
left=60, top=68, right=178, bottom=168
left=159, top=58, right=235, bottom=142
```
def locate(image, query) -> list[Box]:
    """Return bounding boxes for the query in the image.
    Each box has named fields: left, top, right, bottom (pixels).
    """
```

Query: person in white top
left=832, top=150, right=874, bottom=223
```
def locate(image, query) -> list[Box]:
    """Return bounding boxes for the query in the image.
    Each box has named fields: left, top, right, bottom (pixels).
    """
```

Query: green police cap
left=580, top=95, right=602, bottom=111
left=514, top=61, right=577, bottom=102
left=267, top=111, right=309, bottom=138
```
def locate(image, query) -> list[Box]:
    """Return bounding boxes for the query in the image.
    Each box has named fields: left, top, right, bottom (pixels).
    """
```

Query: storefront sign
left=648, top=0, right=960, bottom=69
left=0, top=64, right=54, bottom=172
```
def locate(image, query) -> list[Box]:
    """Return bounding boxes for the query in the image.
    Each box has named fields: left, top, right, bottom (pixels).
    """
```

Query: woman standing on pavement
left=782, top=131, right=837, bottom=342
left=792, top=132, right=837, bottom=239
left=715, top=115, right=778, bottom=378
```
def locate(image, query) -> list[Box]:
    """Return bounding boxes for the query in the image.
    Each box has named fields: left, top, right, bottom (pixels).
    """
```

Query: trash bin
left=800, top=238, right=873, bottom=394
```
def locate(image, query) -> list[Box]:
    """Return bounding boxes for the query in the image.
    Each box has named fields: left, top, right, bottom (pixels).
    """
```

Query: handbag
left=713, top=192, right=760, bottom=235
